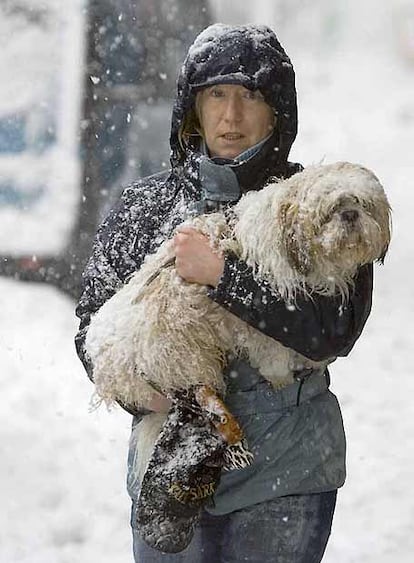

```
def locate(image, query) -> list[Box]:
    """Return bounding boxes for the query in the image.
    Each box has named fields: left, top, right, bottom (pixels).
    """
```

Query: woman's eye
left=245, top=90, right=263, bottom=101
left=210, top=87, right=224, bottom=98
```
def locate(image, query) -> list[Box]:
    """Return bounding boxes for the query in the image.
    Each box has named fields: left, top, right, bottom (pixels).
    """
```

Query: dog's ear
left=286, top=238, right=313, bottom=276
left=376, top=202, right=392, bottom=264
left=279, top=201, right=312, bottom=276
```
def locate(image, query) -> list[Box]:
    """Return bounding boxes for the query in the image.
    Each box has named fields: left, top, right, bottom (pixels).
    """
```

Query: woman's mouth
left=221, top=133, right=243, bottom=141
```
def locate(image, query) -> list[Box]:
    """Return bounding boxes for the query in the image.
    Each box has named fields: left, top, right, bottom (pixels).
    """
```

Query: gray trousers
left=132, top=490, right=337, bottom=563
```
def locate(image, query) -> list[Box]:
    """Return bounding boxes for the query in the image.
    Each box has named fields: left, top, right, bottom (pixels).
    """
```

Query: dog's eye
left=329, top=196, right=360, bottom=217
left=360, top=200, right=374, bottom=213
left=338, top=196, right=359, bottom=208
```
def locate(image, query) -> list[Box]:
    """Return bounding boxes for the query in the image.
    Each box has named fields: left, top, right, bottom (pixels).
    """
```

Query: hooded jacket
left=170, top=24, right=298, bottom=189
left=75, top=24, right=373, bottom=510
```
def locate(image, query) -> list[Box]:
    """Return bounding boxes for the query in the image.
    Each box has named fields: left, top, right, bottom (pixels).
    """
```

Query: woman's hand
left=173, top=226, right=224, bottom=287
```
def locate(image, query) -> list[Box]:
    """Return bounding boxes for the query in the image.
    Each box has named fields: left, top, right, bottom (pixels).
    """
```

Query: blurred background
left=0, top=1, right=413, bottom=562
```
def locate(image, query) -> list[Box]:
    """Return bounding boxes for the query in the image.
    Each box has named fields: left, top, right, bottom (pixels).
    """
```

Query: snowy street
left=1, top=1, right=414, bottom=562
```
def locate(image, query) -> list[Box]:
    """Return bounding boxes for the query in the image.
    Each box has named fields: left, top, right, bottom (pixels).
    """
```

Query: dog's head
left=278, top=162, right=392, bottom=278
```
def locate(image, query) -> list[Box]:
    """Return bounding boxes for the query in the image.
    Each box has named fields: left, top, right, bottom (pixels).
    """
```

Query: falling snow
left=1, top=1, right=414, bottom=562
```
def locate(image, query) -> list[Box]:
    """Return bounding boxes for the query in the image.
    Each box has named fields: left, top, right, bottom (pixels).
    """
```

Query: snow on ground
left=0, top=280, right=133, bottom=563
left=1, top=1, right=414, bottom=562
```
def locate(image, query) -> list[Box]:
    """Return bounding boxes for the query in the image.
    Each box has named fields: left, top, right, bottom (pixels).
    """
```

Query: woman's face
left=196, top=84, right=275, bottom=159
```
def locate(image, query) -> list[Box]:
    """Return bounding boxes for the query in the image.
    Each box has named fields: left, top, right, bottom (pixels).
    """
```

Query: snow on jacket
left=75, top=24, right=373, bottom=510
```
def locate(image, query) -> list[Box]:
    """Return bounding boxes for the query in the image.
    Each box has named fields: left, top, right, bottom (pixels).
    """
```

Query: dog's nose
left=341, top=209, right=359, bottom=223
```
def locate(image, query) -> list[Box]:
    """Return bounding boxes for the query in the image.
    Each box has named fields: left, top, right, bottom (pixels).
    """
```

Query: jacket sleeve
left=74, top=193, right=152, bottom=418
left=208, top=256, right=373, bottom=362
left=74, top=233, right=122, bottom=381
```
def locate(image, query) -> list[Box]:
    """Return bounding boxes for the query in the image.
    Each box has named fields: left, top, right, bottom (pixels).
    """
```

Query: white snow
left=1, top=0, right=414, bottom=562
left=0, top=280, right=133, bottom=563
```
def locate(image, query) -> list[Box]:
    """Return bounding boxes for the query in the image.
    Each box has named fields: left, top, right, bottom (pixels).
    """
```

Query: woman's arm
left=208, top=255, right=373, bottom=361
left=75, top=233, right=123, bottom=381
left=75, top=183, right=172, bottom=415
left=173, top=226, right=373, bottom=362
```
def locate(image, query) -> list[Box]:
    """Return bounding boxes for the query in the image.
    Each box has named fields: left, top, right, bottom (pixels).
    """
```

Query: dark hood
left=169, top=23, right=298, bottom=182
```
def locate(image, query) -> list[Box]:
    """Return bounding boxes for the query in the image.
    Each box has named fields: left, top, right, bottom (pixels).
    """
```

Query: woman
left=75, top=24, right=373, bottom=562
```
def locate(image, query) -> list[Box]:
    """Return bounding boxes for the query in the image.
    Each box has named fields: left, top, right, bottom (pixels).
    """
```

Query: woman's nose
left=223, top=96, right=243, bottom=122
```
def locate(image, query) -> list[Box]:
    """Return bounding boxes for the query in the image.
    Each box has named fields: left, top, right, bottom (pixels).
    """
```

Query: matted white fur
left=85, top=162, right=391, bottom=409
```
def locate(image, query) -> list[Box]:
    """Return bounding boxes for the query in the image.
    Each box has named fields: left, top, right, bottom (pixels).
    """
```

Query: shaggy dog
left=85, top=161, right=391, bottom=412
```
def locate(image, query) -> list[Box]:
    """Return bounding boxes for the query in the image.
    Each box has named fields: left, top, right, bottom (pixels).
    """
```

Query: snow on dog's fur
left=86, top=162, right=391, bottom=409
